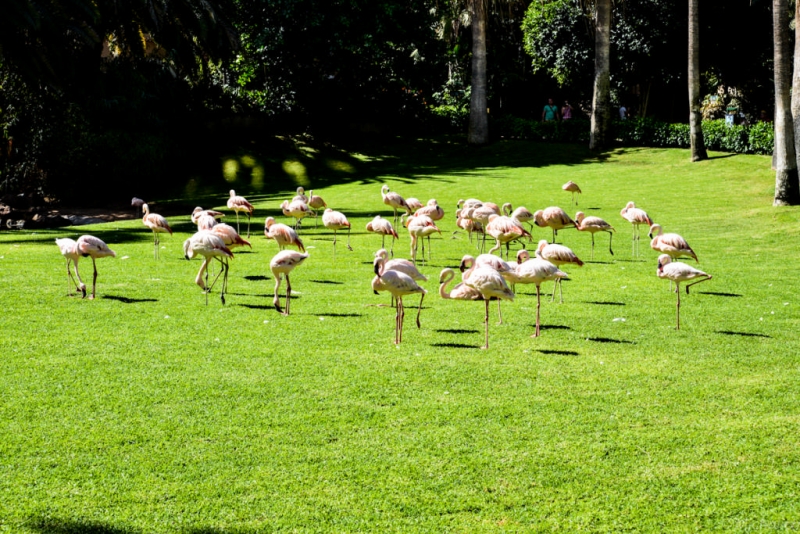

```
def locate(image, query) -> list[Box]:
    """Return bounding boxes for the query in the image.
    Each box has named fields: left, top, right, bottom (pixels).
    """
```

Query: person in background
left=562, top=101, right=573, bottom=120
left=542, top=98, right=560, bottom=122
left=619, top=104, right=628, bottom=120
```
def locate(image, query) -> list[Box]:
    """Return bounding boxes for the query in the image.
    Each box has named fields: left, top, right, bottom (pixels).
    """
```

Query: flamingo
left=195, top=213, right=219, bottom=231
left=322, top=208, right=352, bottom=257
left=375, top=248, right=427, bottom=307
left=469, top=203, right=501, bottom=252
left=649, top=224, right=698, bottom=262
left=575, top=211, right=615, bottom=260
left=280, top=199, right=312, bottom=230
left=75, top=235, right=116, bottom=300
left=456, top=209, right=483, bottom=249
left=620, top=201, right=653, bottom=257
left=535, top=240, right=583, bottom=302
left=191, top=207, right=224, bottom=225
left=438, top=268, right=482, bottom=300
left=514, top=258, right=568, bottom=337
left=142, top=203, right=173, bottom=260
left=380, top=185, right=411, bottom=225
left=292, top=187, right=308, bottom=204
left=183, top=230, right=233, bottom=305
left=533, top=207, right=576, bottom=244
left=460, top=254, right=515, bottom=324
left=55, top=238, right=85, bottom=297
left=486, top=214, right=531, bottom=259
left=270, top=250, right=309, bottom=316
left=211, top=223, right=252, bottom=251
left=405, top=197, right=424, bottom=211
left=502, top=203, right=535, bottom=232
left=131, top=197, right=145, bottom=218
left=406, top=214, right=441, bottom=264
left=366, top=216, right=399, bottom=255
left=414, top=199, right=445, bottom=222
left=562, top=181, right=582, bottom=205
left=372, top=254, right=427, bottom=345
left=457, top=198, right=483, bottom=211
left=506, top=249, right=531, bottom=293
left=227, top=190, right=254, bottom=238
left=307, top=190, right=327, bottom=228
left=463, top=266, right=515, bottom=350
left=264, top=217, right=305, bottom=251
left=656, top=254, right=712, bottom=330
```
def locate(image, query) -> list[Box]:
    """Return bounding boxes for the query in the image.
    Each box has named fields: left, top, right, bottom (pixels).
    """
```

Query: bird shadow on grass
left=244, top=275, right=271, bottom=281
left=584, top=300, right=626, bottom=306
left=309, top=279, right=344, bottom=285
left=716, top=330, right=771, bottom=338
left=585, top=261, right=612, bottom=265
left=310, top=312, right=364, bottom=318
left=227, top=292, right=270, bottom=298
left=699, top=291, right=743, bottom=297
left=534, top=324, right=571, bottom=331
left=536, top=349, right=579, bottom=356
left=28, top=517, right=137, bottom=534
left=435, top=328, right=480, bottom=334
left=102, top=295, right=158, bottom=304
left=586, top=337, right=634, bottom=344
left=431, top=342, right=479, bottom=349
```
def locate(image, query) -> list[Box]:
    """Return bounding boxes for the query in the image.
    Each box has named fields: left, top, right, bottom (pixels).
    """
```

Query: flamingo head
left=183, top=238, right=194, bottom=260
left=657, top=254, right=671, bottom=273
left=533, top=210, right=545, bottom=226
left=459, top=255, right=474, bottom=273
left=78, top=283, right=87, bottom=298
left=517, top=249, right=530, bottom=263
left=575, top=211, right=585, bottom=224
left=648, top=223, right=661, bottom=239
left=373, top=256, right=384, bottom=277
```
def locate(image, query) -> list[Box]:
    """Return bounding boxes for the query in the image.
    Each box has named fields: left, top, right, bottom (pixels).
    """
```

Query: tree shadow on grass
left=102, top=295, right=158, bottom=304
left=29, top=517, right=138, bottom=534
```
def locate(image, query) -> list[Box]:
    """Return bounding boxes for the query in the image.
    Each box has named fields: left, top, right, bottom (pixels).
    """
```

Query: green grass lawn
left=1, top=139, right=799, bottom=533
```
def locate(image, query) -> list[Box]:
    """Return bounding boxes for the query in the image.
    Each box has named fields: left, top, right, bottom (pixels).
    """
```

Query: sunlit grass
left=1, top=141, right=798, bottom=533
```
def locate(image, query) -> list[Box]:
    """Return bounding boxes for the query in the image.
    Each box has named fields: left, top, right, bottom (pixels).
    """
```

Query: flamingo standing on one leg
left=55, top=238, right=85, bottom=297
left=183, top=230, right=234, bottom=305
left=575, top=211, right=615, bottom=260
left=372, top=255, right=427, bottom=345
left=366, top=216, right=399, bottom=256
left=656, top=254, right=712, bottom=330
left=649, top=224, right=698, bottom=262
left=562, top=181, right=582, bottom=205
left=270, top=250, right=309, bottom=316
left=264, top=217, right=305, bottom=252
left=514, top=258, right=568, bottom=337
left=533, top=207, right=577, bottom=244
left=380, top=185, right=411, bottom=226
left=620, top=201, right=653, bottom=257
left=227, top=190, right=254, bottom=238
left=535, top=240, right=583, bottom=302
left=322, top=208, right=352, bottom=257
left=76, top=235, right=116, bottom=300
left=463, top=265, right=515, bottom=350
left=307, top=190, right=327, bottom=228
left=142, top=203, right=173, bottom=260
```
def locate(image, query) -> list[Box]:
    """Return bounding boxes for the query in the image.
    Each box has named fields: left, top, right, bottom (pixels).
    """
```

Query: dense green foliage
left=1, top=142, right=798, bottom=531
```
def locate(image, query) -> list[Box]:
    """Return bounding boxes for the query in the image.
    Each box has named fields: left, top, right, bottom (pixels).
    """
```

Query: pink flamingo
left=280, top=199, right=312, bottom=230
left=191, top=207, right=224, bottom=225
left=264, top=217, right=305, bottom=252
left=55, top=238, right=85, bottom=297
left=438, top=268, right=482, bottom=301
left=270, top=250, right=309, bottom=316
left=486, top=214, right=531, bottom=259
left=413, top=199, right=445, bottom=222
left=142, top=203, right=173, bottom=259
left=502, top=203, right=535, bottom=232
left=533, top=207, right=576, bottom=243
left=460, top=254, right=515, bottom=324
left=372, top=254, right=427, bottom=344
left=381, top=184, right=412, bottom=225
left=307, top=190, right=327, bottom=228
left=456, top=209, right=483, bottom=249
left=366, top=216, right=399, bottom=255
left=515, top=258, right=569, bottom=337
left=322, top=208, right=352, bottom=256
left=649, top=224, right=698, bottom=262
left=212, top=223, right=252, bottom=251
left=469, top=203, right=500, bottom=252
left=405, top=197, right=424, bottom=211
left=562, top=181, right=582, bottom=205
left=76, top=235, right=116, bottom=300
left=536, top=240, right=583, bottom=302
left=183, top=230, right=233, bottom=305
left=406, top=214, right=441, bottom=263
left=620, top=201, right=653, bottom=257
left=656, top=254, right=712, bottom=330
left=375, top=248, right=427, bottom=307
left=292, top=187, right=308, bottom=204
left=575, top=211, right=615, bottom=260
left=464, top=265, right=515, bottom=349
left=195, top=213, right=218, bottom=230
left=227, top=190, right=254, bottom=238
left=506, top=249, right=531, bottom=293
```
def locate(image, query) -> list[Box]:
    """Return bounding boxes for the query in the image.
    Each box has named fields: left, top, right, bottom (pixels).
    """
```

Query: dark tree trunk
left=773, top=0, right=800, bottom=205
left=791, top=2, right=800, bottom=176
left=589, top=0, right=611, bottom=151
left=688, top=0, right=707, bottom=162
left=468, top=0, right=489, bottom=146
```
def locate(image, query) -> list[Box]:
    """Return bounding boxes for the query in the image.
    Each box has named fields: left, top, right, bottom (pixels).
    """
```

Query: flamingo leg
left=89, top=257, right=98, bottom=300
left=591, top=233, right=596, bottom=261
left=497, top=299, right=503, bottom=325
left=381, top=234, right=385, bottom=250
left=347, top=227, right=352, bottom=251
left=607, top=231, right=614, bottom=256
left=390, top=235, right=395, bottom=257
left=676, top=282, right=681, bottom=330
left=285, top=274, right=291, bottom=316
left=273, top=274, right=283, bottom=313
left=246, top=214, right=251, bottom=239
left=532, top=285, right=542, bottom=337
left=235, top=212, right=241, bottom=234
left=220, top=258, right=229, bottom=305
left=394, top=296, right=402, bottom=344
left=685, top=274, right=712, bottom=294
left=332, top=230, right=337, bottom=261
left=416, top=293, right=424, bottom=328
left=552, top=227, right=556, bottom=244
left=481, top=298, right=490, bottom=349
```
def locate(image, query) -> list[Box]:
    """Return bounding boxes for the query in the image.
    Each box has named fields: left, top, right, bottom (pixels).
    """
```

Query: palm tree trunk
left=773, top=0, right=800, bottom=205
left=791, top=1, right=800, bottom=178
left=468, top=0, right=489, bottom=146
left=688, top=0, right=707, bottom=162
left=589, top=0, right=611, bottom=151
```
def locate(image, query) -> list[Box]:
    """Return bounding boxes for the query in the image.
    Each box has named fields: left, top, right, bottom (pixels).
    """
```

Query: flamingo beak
left=459, top=261, right=466, bottom=273
left=373, top=290, right=379, bottom=295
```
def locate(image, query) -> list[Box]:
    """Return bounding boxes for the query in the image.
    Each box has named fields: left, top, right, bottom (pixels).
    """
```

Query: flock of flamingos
left=54, top=183, right=713, bottom=348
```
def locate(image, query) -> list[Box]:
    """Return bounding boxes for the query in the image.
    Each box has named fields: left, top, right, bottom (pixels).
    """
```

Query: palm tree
left=688, top=0, right=707, bottom=162
left=468, top=0, right=489, bottom=145
left=773, top=0, right=800, bottom=206
left=791, top=0, right=800, bottom=178
left=589, top=0, right=611, bottom=151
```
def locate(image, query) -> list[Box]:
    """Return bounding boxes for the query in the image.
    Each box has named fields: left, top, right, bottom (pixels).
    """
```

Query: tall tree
left=589, top=0, right=611, bottom=151
left=468, top=0, right=489, bottom=145
left=773, top=0, right=800, bottom=206
left=792, top=1, right=800, bottom=177
left=688, top=0, right=707, bottom=162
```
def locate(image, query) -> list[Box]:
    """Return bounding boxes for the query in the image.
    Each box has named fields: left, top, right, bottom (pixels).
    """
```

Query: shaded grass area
left=1, top=141, right=799, bottom=532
